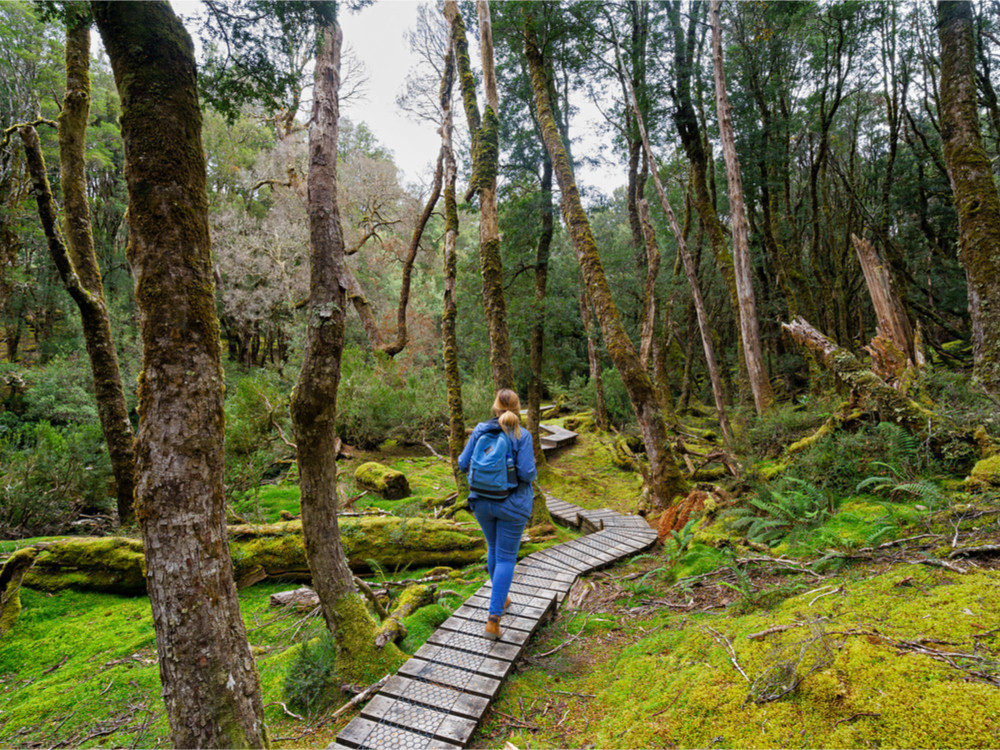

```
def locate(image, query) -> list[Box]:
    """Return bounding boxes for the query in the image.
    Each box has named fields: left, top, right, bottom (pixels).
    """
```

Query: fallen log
left=782, top=317, right=984, bottom=463
left=781, top=317, right=935, bottom=433
left=374, top=583, right=436, bottom=649
left=22, top=517, right=485, bottom=594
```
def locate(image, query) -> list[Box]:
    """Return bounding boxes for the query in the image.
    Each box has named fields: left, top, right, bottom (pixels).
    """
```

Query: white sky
left=171, top=0, right=621, bottom=196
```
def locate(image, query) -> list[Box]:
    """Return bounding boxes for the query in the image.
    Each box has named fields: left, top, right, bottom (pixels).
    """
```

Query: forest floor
left=1, top=415, right=999, bottom=748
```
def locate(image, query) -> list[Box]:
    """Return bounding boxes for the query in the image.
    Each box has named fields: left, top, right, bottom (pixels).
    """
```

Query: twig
left=43, top=655, right=69, bottom=674
left=703, top=626, right=750, bottom=683
left=99, top=679, right=114, bottom=696
left=834, top=712, right=881, bottom=727
left=536, top=615, right=590, bottom=658
left=264, top=701, right=305, bottom=721
left=913, top=558, right=966, bottom=574
left=746, top=624, right=798, bottom=641
left=325, top=673, right=390, bottom=723
left=551, top=690, right=595, bottom=698
left=809, top=586, right=843, bottom=606
left=949, top=544, right=1000, bottom=559
left=421, top=439, right=444, bottom=459
left=494, top=711, right=538, bottom=729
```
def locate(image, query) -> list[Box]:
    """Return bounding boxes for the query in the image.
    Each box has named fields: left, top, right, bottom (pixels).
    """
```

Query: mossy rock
left=564, top=412, right=596, bottom=433
left=355, top=461, right=411, bottom=500
left=1, top=547, right=38, bottom=637
left=966, top=453, right=1000, bottom=491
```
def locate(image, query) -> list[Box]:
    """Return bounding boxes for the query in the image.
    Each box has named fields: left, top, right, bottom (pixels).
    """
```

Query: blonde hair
left=492, top=389, right=522, bottom=439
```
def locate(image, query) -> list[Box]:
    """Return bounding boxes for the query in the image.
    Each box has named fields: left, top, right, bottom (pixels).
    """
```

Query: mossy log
left=354, top=462, right=411, bottom=499
left=1, top=547, right=38, bottom=636
left=375, top=583, right=436, bottom=649
left=21, top=518, right=485, bottom=594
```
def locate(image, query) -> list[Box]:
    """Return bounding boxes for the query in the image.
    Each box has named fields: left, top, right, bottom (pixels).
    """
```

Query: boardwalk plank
left=398, top=658, right=502, bottom=699
left=380, top=674, right=490, bottom=720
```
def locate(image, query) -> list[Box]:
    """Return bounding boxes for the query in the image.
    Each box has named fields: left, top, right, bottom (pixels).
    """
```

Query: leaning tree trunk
left=444, top=0, right=513, bottom=391
left=616, top=44, right=733, bottom=449
left=525, top=13, right=687, bottom=510
left=938, top=0, right=1000, bottom=393
left=288, top=16, right=402, bottom=682
left=710, top=0, right=773, bottom=413
left=18, top=19, right=137, bottom=526
left=781, top=317, right=933, bottom=433
left=90, top=2, right=266, bottom=746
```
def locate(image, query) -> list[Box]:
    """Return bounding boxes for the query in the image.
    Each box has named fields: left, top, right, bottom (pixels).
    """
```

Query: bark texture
left=525, top=14, right=687, bottom=509
left=439, top=40, right=465, bottom=485
left=288, top=17, right=402, bottom=684
left=90, top=2, right=266, bottom=746
left=937, top=0, right=1000, bottom=393
left=710, top=0, right=773, bottom=413
left=445, top=0, right=514, bottom=390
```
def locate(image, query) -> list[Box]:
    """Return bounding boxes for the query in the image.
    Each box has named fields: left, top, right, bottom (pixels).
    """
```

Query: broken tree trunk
left=852, top=233, right=920, bottom=382
left=525, top=10, right=687, bottom=510
left=374, top=583, right=436, bottom=648
left=781, top=317, right=934, bottom=433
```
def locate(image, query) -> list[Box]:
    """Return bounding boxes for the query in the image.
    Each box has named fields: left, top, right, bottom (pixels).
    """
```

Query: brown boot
left=504, top=595, right=511, bottom=613
left=485, top=614, right=502, bottom=641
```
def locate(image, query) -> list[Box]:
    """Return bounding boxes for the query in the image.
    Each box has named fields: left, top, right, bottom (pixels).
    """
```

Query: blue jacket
left=458, top=418, right=537, bottom=523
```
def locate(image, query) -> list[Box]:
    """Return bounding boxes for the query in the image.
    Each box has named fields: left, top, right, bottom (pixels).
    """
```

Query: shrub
left=336, top=347, right=449, bottom=448
left=737, top=400, right=832, bottom=460
left=283, top=633, right=343, bottom=715
left=0, top=422, right=113, bottom=537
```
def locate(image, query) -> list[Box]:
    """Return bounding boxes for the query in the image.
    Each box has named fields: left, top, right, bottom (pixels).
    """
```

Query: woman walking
left=458, top=389, right=537, bottom=640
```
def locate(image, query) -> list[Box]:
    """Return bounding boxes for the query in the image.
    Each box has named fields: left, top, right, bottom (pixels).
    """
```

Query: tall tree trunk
left=527, top=155, right=553, bottom=468
left=440, top=40, right=465, bottom=485
left=616, top=41, right=733, bottom=449
left=636, top=198, right=660, bottom=371
left=19, top=19, right=137, bottom=526
left=444, top=0, right=513, bottom=391
left=90, top=3, right=266, bottom=746
left=525, top=13, right=686, bottom=510
left=579, top=285, right=608, bottom=431
left=710, top=0, right=773, bottom=413
left=938, top=0, right=1000, bottom=393
left=852, top=234, right=918, bottom=370
left=288, top=15, right=402, bottom=682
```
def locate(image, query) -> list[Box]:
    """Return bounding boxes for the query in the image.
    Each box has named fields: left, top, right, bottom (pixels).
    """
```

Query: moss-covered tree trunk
left=710, top=0, right=773, bottom=414
left=938, top=0, right=1000, bottom=393
left=18, top=19, right=137, bottom=527
left=525, top=13, right=686, bottom=510
left=90, top=3, right=266, bottom=746
left=288, top=16, right=401, bottom=683
left=444, top=0, right=513, bottom=391
left=439, top=40, right=465, bottom=485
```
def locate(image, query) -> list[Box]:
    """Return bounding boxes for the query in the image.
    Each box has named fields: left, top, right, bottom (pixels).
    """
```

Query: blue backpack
left=468, top=429, right=517, bottom=500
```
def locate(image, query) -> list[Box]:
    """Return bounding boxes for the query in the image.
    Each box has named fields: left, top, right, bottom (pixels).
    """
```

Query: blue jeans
left=473, top=502, right=527, bottom=616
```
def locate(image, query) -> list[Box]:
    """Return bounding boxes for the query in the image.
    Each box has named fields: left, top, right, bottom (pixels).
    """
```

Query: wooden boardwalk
left=332, top=494, right=657, bottom=750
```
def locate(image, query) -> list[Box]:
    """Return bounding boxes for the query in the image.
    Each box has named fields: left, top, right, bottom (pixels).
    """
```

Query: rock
left=354, top=462, right=411, bottom=499
left=966, top=454, right=1000, bottom=491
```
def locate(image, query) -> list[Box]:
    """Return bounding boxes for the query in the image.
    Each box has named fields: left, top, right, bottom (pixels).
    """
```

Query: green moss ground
left=475, top=564, right=1000, bottom=749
